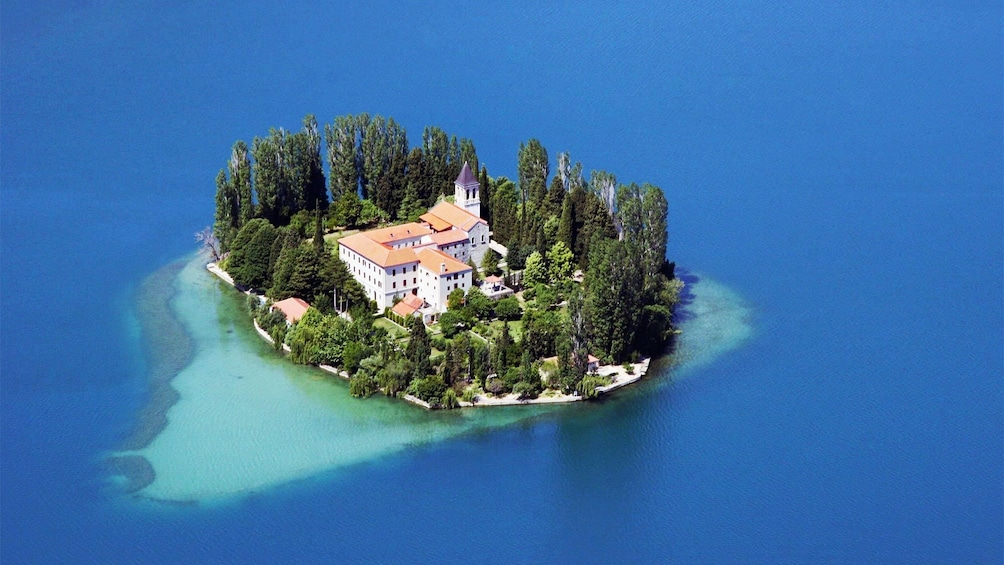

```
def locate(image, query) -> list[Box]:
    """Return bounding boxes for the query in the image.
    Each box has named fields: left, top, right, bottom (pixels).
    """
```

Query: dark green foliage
left=521, top=308, right=561, bottom=360
left=481, top=249, right=502, bottom=277
left=518, top=139, right=549, bottom=208
left=438, top=310, right=464, bottom=338
left=324, top=115, right=359, bottom=201
left=407, top=375, right=448, bottom=404
left=342, top=342, right=370, bottom=374
left=512, top=380, right=537, bottom=400
left=465, top=287, right=493, bottom=321
left=349, top=372, right=378, bottom=398
left=583, top=238, right=642, bottom=363
left=214, top=169, right=240, bottom=252
left=488, top=177, right=519, bottom=246
left=493, top=297, right=521, bottom=321
left=229, top=219, right=278, bottom=289
left=331, top=190, right=362, bottom=228
left=405, top=316, right=432, bottom=379
left=506, top=245, right=535, bottom=271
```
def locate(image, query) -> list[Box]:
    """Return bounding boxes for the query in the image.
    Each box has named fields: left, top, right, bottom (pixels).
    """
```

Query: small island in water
left=204, top=113, right=684, bottom=410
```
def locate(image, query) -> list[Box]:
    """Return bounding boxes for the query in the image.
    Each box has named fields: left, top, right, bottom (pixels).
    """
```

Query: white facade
left=337, top=162, right=489, bottom=316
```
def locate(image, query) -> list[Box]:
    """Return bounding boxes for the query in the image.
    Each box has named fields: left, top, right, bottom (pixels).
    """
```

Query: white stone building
left=337, top=162, right=490, bottom=316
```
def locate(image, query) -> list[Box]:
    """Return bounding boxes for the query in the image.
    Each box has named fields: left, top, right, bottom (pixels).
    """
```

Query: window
left=393, top=282, right=397, bottom=289
left=413, top=278, right=416, bottom=284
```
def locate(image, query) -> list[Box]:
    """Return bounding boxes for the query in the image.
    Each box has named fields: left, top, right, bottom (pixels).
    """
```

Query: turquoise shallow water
left=2, top=1, right=1000, bottom=562
left=121, top=254, right=751, bottom=502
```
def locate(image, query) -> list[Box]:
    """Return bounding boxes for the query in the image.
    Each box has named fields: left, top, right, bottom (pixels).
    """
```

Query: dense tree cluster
left=212, top=115, right=683, bottom=408
left=215, top=113, right=479, bottom=254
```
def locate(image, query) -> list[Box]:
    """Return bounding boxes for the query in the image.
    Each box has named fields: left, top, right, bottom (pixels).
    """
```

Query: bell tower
left=454, top=161, right=481, bottom=218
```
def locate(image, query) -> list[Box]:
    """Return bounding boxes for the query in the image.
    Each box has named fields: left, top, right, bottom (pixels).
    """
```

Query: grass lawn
left=322, top=228, right=361, bottom=245
left=489, top=319, right=523, bottom=342
left=374, top=316, right=408, bottom=339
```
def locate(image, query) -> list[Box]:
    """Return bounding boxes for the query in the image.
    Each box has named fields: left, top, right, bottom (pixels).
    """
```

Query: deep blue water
left=2, top=1, right=1001, bottom=562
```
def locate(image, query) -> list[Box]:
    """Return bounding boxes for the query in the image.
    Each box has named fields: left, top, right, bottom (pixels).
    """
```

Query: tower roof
left=455, top=161, right=478, bottom=186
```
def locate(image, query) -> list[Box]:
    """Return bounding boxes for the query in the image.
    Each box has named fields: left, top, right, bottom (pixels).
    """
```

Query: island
left=202, top=113, right=684, bottom=409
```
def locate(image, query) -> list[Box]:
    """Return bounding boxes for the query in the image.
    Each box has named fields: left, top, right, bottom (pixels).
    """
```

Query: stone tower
left=454, top=161, right=480, bottom=218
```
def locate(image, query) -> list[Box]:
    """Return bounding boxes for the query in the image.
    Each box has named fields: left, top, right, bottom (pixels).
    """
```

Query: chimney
left=440, top=263, right=446, bottom=274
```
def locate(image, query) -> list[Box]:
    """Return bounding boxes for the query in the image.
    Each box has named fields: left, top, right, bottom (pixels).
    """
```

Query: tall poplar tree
left=324, top=115, right=359, bottom=201
left=229, top=140, right=254, bottom=226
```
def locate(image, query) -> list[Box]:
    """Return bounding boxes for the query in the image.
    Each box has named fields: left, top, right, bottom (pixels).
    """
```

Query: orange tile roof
left=419, top=213, right=453, bottom=232
left=429, top=230, right=469, bottom=246
left=415, top=248, right=472, bottom=276
left=391, top=293, right=426, bottom=317
left=272, top=297, right=310, bottom=324
left=338, top=232, right=418, bottom=268
left=424, top=201, right=486, bottom=232
left=363, top=222, right=432, bottom=244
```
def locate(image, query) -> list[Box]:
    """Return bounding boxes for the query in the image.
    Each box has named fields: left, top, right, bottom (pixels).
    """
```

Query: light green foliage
left=440, top=388, right=459, bottom=410
left=523, top=251, right=547, bottom=286
left=576, top=375, right=609, bottom=400
left=447, top=288, right=466, bottom=311
left=376, top=356, right=412, bottom=396
left=547, top=241, right=574, bottom=282
left=357, top=198, right=389, bottom=227
left=285, top=307, right=351, bottom=365
left=460, top=386, right=479, bottom=404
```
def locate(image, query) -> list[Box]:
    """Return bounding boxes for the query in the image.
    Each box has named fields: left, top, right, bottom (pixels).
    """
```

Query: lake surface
left=2, top=1, right=1001, bottom=562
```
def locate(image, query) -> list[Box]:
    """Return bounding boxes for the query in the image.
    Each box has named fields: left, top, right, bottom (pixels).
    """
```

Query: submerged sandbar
left=113, top=255, right=751, bottom=502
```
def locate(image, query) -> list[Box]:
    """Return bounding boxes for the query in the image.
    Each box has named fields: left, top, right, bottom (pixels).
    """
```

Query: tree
left=196, top=226, right=221, bottom=262
left=251, top=129, right=291, bottom=225
left=230, top=140, right=254, bottom=226
left=517, top=139, right=549, bottom=208
left=481, top=248, right=502, bottom=277
left=405, top=316, right=432, bottom=379
left=546, top=241, right=574, bottom=282
left=332, top=190, right=362, bottom=227
left=523, top=251, right=547, bottom=286
left=213, top=169, right=239, bottom=252
left=494, top=297, right=521, bottom=321
left=228, top=219, right=278, bottom=289
left=583, top=238, right=642, bottom=362
left=465, top=287, right=493, bottom=321
left=447, top=288, right=466, bottom=311
left=324, top=115, right=359, bottom=201
left=489, top=177, right=519, bottom=247
left=438, top=310, right=464, bottom=338
left=377, top=356, right=412, bottom=396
